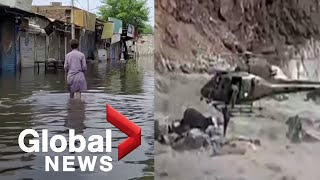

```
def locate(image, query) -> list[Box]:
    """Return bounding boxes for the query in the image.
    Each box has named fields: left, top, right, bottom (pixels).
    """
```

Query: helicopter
left=200, top=70, right=320, bottom=135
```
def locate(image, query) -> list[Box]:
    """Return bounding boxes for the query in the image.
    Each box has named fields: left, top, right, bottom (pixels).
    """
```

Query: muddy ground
left=155, top=73, right=320, bottom=180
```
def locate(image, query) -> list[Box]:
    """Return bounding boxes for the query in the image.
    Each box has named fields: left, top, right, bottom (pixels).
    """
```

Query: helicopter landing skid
left=209, top=102, right=254, bottom=114
left=208, top=102, right=255, bottom=136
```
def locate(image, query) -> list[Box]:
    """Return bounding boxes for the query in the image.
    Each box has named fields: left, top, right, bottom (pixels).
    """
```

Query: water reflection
left=65, top=99, right=86, bottom=134
left=0, top=56, right=154, bottom=180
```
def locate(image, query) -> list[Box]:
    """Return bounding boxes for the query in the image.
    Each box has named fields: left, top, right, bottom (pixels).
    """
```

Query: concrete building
left=0, top=1, right=143, bottom=72
left=32, top=2, right=73, bottom=23
left=135, top=35, right=154, bottom=56
left=0, top=1, right=50, bottom=72
left=20, top=19, right=47, bottom=68
left=32, top=2, right=97, bottom=60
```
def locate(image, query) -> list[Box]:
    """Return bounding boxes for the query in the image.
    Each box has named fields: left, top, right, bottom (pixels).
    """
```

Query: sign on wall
left=20, top=33, right=35, bottom=68
left=74, top=10, right=97, bottom=32
left=108, top=17, right=123, bottom=34
left=102, top=22, right=114, bottom=39
left=111, top=34, right=121, bottom=44
left=127, top=24, right=135, bottom=38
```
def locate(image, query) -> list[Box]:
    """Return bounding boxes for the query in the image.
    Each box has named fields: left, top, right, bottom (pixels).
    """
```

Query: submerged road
left=0, top=56, right=154, bottom=180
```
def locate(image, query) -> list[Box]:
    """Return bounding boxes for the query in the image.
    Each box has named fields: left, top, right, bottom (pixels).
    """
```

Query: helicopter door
left=217, top=76, right=232, bottom=102
left=230, top=77, right=242, bottom=103
left=239, top=78, right=253, bottom=102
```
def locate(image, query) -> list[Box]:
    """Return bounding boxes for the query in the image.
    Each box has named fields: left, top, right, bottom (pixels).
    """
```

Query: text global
left=18, top=129, right=113, bottom=172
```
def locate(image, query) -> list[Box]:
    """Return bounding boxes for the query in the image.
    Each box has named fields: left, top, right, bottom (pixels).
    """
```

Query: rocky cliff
left=155, top=0, right=320, bottom=74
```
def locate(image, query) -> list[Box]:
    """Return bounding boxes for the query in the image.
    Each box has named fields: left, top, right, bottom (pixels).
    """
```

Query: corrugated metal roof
left=28, top=23, right=46, bottom=34
left=0, top=4, right=50, bottom=23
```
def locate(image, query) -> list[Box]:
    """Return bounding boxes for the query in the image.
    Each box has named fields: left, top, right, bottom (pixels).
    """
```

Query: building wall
left=0, top=18, right=17, bottom=71
left=109, top=42, right=121, bottom=63
left=20, top=32, right=35, bottom=68
left=32, top=6, right=71, bottom=22
left=32, top=6, right=97, bottom=60
left=80, top=30, right=96, bottom=59
left=48, top=31, right=60, bottom=60
left=35, top=34, right=47, bottom=62
left=136, top=35, right=154, bottom=55
left=58, top=32, right=72, bottom=59
left=48, top=29, right=92, bottom=60
left=19, top=31, right=47, bottom=68
left=15, top=26, right=21, bottom=70
left=48, top=30, right=74, bottom=60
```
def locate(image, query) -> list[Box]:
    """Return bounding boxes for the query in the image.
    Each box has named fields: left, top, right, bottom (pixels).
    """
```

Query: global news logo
left=18, top=104, right=141, bottom=172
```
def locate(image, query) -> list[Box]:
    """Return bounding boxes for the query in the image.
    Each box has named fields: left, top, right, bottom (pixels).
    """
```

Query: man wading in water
left=64, top=39, right=87, bottom=99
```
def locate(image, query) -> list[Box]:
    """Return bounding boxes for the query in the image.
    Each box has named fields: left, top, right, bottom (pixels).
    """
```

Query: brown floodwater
left=0, top=56, right=154, bottom=180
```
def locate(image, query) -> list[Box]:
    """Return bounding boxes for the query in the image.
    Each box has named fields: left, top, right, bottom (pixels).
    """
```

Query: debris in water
left=286, top=115, right=320, bottom=143
left=156, top=108, right=261, bottom=156
left=305, top=90, right=320, bottom=103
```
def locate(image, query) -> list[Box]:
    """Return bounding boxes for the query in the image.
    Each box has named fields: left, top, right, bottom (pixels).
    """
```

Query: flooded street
left=0, top=56, right=154, bottom=180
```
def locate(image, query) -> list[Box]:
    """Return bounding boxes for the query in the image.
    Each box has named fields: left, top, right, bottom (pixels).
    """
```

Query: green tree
left=141, top=24, right=154, bottom=34
left=99, top=0, right=150, bottom=35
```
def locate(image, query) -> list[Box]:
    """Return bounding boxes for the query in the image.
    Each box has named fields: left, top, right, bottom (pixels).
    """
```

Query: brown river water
left=0, top=56, right=154, bottom=180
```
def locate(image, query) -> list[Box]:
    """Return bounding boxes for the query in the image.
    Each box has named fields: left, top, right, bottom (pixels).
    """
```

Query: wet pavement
left=0, top=56, right=154, bottom=180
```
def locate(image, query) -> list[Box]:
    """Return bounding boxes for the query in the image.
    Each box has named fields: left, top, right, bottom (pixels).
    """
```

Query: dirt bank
left=155, top=0, right=320, bottom=73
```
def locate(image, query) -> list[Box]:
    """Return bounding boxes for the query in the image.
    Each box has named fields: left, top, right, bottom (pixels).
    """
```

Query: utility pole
left=71, top=0, right=75, bottom=39
left=87, top=0, right=90, bottom=11
left=65, top=24, right=68, bottom=56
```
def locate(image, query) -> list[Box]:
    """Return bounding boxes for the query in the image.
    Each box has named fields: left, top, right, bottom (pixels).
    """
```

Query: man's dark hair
left=70, top=39, right=79, bottom=49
